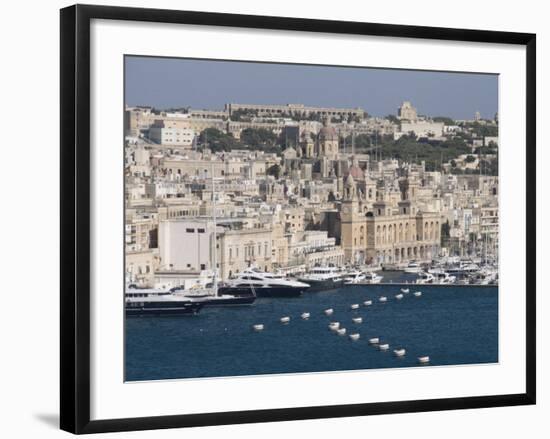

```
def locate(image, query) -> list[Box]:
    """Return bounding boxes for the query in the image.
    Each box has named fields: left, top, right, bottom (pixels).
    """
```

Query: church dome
left=319, top=125, right=338, bottom=141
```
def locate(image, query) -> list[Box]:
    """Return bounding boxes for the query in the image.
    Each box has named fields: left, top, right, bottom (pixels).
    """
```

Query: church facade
left=339, top=167, right=441, bottom=266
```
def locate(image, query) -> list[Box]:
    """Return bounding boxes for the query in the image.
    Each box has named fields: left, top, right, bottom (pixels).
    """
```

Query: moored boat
left=125, top=288, right=204, bottom=316
left=219, top=267, right=310, bottom=298
left=298, top=265, right=344, bottom=291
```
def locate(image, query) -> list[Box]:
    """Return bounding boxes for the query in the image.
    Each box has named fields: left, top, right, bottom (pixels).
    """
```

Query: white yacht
left=404, top=261, right=423, bottom=273
left=125, top=288, right=204, bottom=316
left=359, top=272, right=383, bottom=284
left=343, top=269, right=367, bottom=285
left=219, top=267, right=310, bottom=297
left=416, top=271, right=435, bottom=284
left=298, top=265, right=344, bottom=291
left=429, top=269, right=457, bottom=284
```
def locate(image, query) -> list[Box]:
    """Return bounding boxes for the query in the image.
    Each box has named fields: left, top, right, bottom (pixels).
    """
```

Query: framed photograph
left=60, top=4, right=536, bottom=434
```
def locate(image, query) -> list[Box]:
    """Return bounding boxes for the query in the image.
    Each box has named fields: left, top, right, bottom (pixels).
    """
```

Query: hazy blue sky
left=125, top=56, right=498, bottom=120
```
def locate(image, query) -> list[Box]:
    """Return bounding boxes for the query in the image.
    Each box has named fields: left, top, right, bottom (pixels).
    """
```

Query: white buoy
left=301, top=312, right=310, bottom=320
left=337, top=328, right=347, bottom=336
left=328, top=322, right=340, bottom=331
left=368, top=337, right=380, bottom=344
left=350, top=304, right=359, bottom=310
left=363, top=300, right=373, bottom=306
left=401, top=288, right=410, bottom=294
left=349, top=333, right=360, bottom=341
left=324, top=308, right=334, bottom=316
left=378, top=343, right=390, bottom=351
left=252, top=324, right=264, bottom=332
left=280, top=316, right=290, bottom=324
left=352, top=317, right=363, bottom=324
left=395, top=293, right=404, bottom=300
left=414, top=291, right=422, bottom=297
left=393, top=348, right=406, bottom=357
left=418, top=356, right=430, bottom=364
left=379, top=296, right=387, bottom=303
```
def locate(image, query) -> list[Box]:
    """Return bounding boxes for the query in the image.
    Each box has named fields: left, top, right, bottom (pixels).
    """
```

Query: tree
left=266, top=164, right=282, bottom=179
left=433, top=116, right=456, bottom=125
left=241, top=128, right=277, bottom=149
left=441, top=220, right=451, bottom=247
left=198, top=128, right=241, bottom=152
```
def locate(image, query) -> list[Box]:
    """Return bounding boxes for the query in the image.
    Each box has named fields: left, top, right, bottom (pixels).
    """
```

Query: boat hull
left=202, top=295, right=256, bottom=306
left=297, top=278, right=343, bottom=292
left=218, top=285, right=306, bottom=298
left=125, top=301, right=204, bottom=317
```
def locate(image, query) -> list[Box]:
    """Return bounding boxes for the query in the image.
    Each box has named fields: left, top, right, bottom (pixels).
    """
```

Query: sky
left=125, top=56, right=498, bottom=120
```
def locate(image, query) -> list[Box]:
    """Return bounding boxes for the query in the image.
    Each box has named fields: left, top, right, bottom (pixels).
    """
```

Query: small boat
left=301, top=312, right=310, bottom=320
left=328, top=322, right=340, bottom=331
left=349, top=333, right=360, bottom=341
left=401, top=288, right=410, bottom=293
left=379, top=296, right=387, bottom=303
left=352, top=317, right=363, bottom=324
left=404, top=261, right=422, bottom=273
left=414, top=291, right=422, bottom=297
left=337, top=328, right=347, bottom=336
left=368, top=337, right=380, bottom=344
left=324, top=308, right=334, bottom=316
left=363, top=300, right=372, bottom=306
left=417, top=356, right=430, bottom=364
left=378, top=343, right=390, bottom=351
left=280, top=316, right=290, bottom=324
left=395, top=293, right=404, bottom=300
left=350, top=304, right=359, bottom=310
left=393, top=348, right=406, bottom=357
left=252, top=324, right=264, bottom=332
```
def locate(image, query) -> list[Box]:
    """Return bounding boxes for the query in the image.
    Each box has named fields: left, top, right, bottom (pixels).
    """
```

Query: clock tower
left=340, top=173, right=367, bottom=264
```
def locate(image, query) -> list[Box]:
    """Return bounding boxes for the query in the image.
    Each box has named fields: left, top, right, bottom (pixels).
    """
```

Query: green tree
left=433, top=116, right=456, bottom=125
left=266, top=164, right=282, bottom=179
left=198, top=128, right=241, bottom=152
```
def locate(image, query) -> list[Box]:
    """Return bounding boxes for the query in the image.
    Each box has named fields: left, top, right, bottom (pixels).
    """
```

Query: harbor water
left=125, top=284, right=498, bottom=381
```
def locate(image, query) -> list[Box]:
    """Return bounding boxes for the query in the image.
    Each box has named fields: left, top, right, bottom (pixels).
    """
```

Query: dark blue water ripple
left=125, top=285, right=498, bottom=381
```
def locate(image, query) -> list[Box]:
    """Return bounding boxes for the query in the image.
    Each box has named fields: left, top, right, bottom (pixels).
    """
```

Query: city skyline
left=125, top=56, right=498, bottom=120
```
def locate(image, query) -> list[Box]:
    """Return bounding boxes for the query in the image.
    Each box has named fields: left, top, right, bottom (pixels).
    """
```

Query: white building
left=149, top=126, right=195, bottom=146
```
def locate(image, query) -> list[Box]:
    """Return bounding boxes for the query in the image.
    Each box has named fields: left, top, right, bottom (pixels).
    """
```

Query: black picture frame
left=60, top=4, right=536, bottom=434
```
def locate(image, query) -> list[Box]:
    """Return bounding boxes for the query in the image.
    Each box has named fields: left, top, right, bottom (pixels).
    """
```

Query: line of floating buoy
left=301, top=312, right=310, bottom=320
left=378, top=343, right=390, bottom=351
left=379, top=296, right=387, bottom=303
left=348, top=333, right=360, bottom=341
left=368, top=337, right=380, bottom=345
left=350, top=303, right=359, bottom=310
left=417, top=355, right=430, bottom=364
left=337, top=328, right=347, bottom=336
left=252, top=324, right=264, bottom=332
left=414, top=291, right=422, bottom=297
left=401, top=288, right=410, bottom=294
left=395, top=293, right=404, bottom=300
left=352, top=317, right=363, bottom=324
left=363, top=300, right=372, bottom=306
left=393, top=348, right=406, bottom=357
left=328, top=322, right=340, bottom=331
left=324, top=308, right=334, bottom=316
left=280, top=316, right=290, bottom=324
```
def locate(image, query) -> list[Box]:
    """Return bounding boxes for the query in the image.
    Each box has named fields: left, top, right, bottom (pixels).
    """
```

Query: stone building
left=339, top=169, right=441, bottom=265
left=317, top=118, right=339, bottom=160
left=397, top=101, right=418, bottom=121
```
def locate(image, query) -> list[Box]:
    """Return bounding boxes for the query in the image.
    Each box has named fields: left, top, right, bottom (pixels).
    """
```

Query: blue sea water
left=125, top=284, right=498, bottom=381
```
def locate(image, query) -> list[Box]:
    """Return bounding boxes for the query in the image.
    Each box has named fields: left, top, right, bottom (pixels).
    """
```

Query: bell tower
left=340, top=174, right=366, bottom=264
